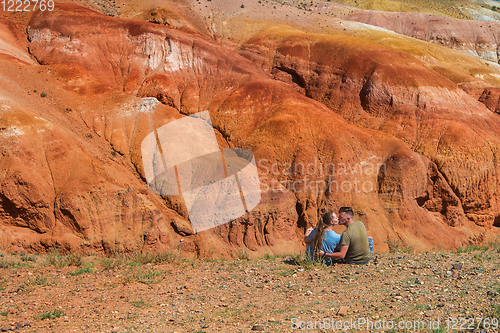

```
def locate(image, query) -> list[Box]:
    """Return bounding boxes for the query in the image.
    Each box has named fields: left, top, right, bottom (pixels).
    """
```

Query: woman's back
left=306, top=228, right=341, bottom=264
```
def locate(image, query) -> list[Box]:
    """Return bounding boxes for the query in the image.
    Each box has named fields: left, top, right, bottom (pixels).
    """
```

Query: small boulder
left=251, top=324, right=265, bottom=331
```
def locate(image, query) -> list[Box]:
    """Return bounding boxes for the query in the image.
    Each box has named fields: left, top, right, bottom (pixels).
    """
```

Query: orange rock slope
left=0, top=4, right=498, bottom=256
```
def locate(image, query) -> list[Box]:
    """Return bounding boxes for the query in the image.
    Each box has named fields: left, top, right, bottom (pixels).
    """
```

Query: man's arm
left=304, top=227, right=314, bottom=244
left=318, top=245, right=348, bottom=259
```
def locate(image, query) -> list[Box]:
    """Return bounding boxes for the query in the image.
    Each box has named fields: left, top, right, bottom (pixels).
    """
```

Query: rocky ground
left=0, top=246, right=499, bottom=333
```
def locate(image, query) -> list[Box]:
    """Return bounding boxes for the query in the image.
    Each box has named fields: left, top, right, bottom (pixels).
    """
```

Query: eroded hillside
left=1, top=0, right=500, bottom=256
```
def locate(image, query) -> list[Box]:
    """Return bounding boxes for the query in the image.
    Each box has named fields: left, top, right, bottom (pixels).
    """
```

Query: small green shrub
left=20, top=254, right=37, bottom=262
left=126, top=252, right=156, bottom=266
left=0, top=277, right=7, bottom=291
left=130, top=300, right=150, bottom=309
left=45, top=250, right=68, bottom=268
left=69, top=264, right=94, bottom=276
left=154, top=251, right=182, bottom=265
left=66, top=253, right=84, bottom=267
left=38, top=309, right=63, bottom=320
left=28, top=276, right=48, bottom=286
left=25, top=276, right=49, bottom=292
left=386, top=237, right=414, bottom=254
left=290, top=253, right=327, bottom=270
left=236, top=248, right=250, bottom=260
left=0, top=258, right=14, bottom=269
left=46, top=251, right=84, bottom=268
left=430, top=326, right=447, bottom=333
left=126, top=251, right=182, bottom=266
left=262, top=253, right=280, bottom=260
left=122, top=269, right=163, bottom=286
left=100, top=257, right=123, bottom=270
left=456, top=244, right=489, bottom=253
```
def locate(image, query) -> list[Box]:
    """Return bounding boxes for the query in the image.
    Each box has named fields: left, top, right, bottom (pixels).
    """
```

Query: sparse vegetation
left=100, top=256, right=123, bottom=270
left=152, top=251, right=183, bottom=264
left=38, top=309, right=63, bottom=320
left=20, top=253, right=37, bottom=262
left=0, top=257, right=13, bottom=269
left=46, top=250, right=84, bottom=268
left=69, top=264, right=94, bottom=276
left=66, top=253, right=84, bottom=267
left=121, top=268, right=164, bottom=286
left=129, top=300, right=151, bottom=308
left=431, top=325, right=447, bottom=333
left=290, top=252, right=328, bottom=270
left=125, top=251, right=182, bottom=266
left=40, top=92, right=47, bottom=97
left=456, top=243, right=492, bottom=253
left=24, top=275, right=50, bottom=292
left=262, top=253, right=281, bottom=260
left=236, top=248, right=250, bottom=260
left=0, top=250, right=498, bottom=331
left=45, top=250, right=67, bottom=268
left=0, top=277, right=7, bottom=291
left=386, top=237, right=414, bottom=254
left=489, top=304, right=500, bottom=319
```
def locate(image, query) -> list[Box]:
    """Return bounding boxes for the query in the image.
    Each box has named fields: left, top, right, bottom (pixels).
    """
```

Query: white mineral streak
left=164, top=39, right=204, bottom=72
left=135, top=33, right=169, bottom=70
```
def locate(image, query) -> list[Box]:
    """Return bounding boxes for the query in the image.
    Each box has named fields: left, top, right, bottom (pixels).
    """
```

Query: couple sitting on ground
left=304, top=206, right=374, bottom=265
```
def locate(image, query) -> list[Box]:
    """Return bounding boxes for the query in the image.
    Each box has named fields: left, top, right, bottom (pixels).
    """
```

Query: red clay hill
left=0, top=3, right=499, bottom=257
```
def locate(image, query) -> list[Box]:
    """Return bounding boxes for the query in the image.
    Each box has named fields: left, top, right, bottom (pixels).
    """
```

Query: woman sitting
left=304, top=211, right=341, bottom=265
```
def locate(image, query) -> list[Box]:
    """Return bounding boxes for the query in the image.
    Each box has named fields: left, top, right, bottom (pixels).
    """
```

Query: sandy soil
left=1, top=249, right=499, bottom=332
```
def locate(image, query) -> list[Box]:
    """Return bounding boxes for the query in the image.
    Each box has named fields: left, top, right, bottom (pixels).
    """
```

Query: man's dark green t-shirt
left=339, top=220, right=372, bottom=263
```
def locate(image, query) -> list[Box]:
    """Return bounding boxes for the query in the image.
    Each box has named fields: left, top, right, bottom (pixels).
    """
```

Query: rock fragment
left=337, top=306, right=349, bottom=316
left=251, top=324, right=265, bottom=331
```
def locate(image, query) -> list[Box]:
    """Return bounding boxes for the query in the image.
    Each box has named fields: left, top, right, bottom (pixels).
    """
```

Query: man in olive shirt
left=317, top=207, right=373, bottom=264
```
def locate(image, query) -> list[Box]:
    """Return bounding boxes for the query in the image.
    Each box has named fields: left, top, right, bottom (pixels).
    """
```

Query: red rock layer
left=0, top=4, right=496, bottom=255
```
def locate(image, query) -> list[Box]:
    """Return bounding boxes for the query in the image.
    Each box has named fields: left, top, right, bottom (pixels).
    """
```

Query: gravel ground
left=0, top=249, right=499, bottom=332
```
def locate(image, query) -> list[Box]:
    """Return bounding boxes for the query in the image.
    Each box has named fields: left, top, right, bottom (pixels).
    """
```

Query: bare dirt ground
left=1, top=246, right=499, bottom=333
